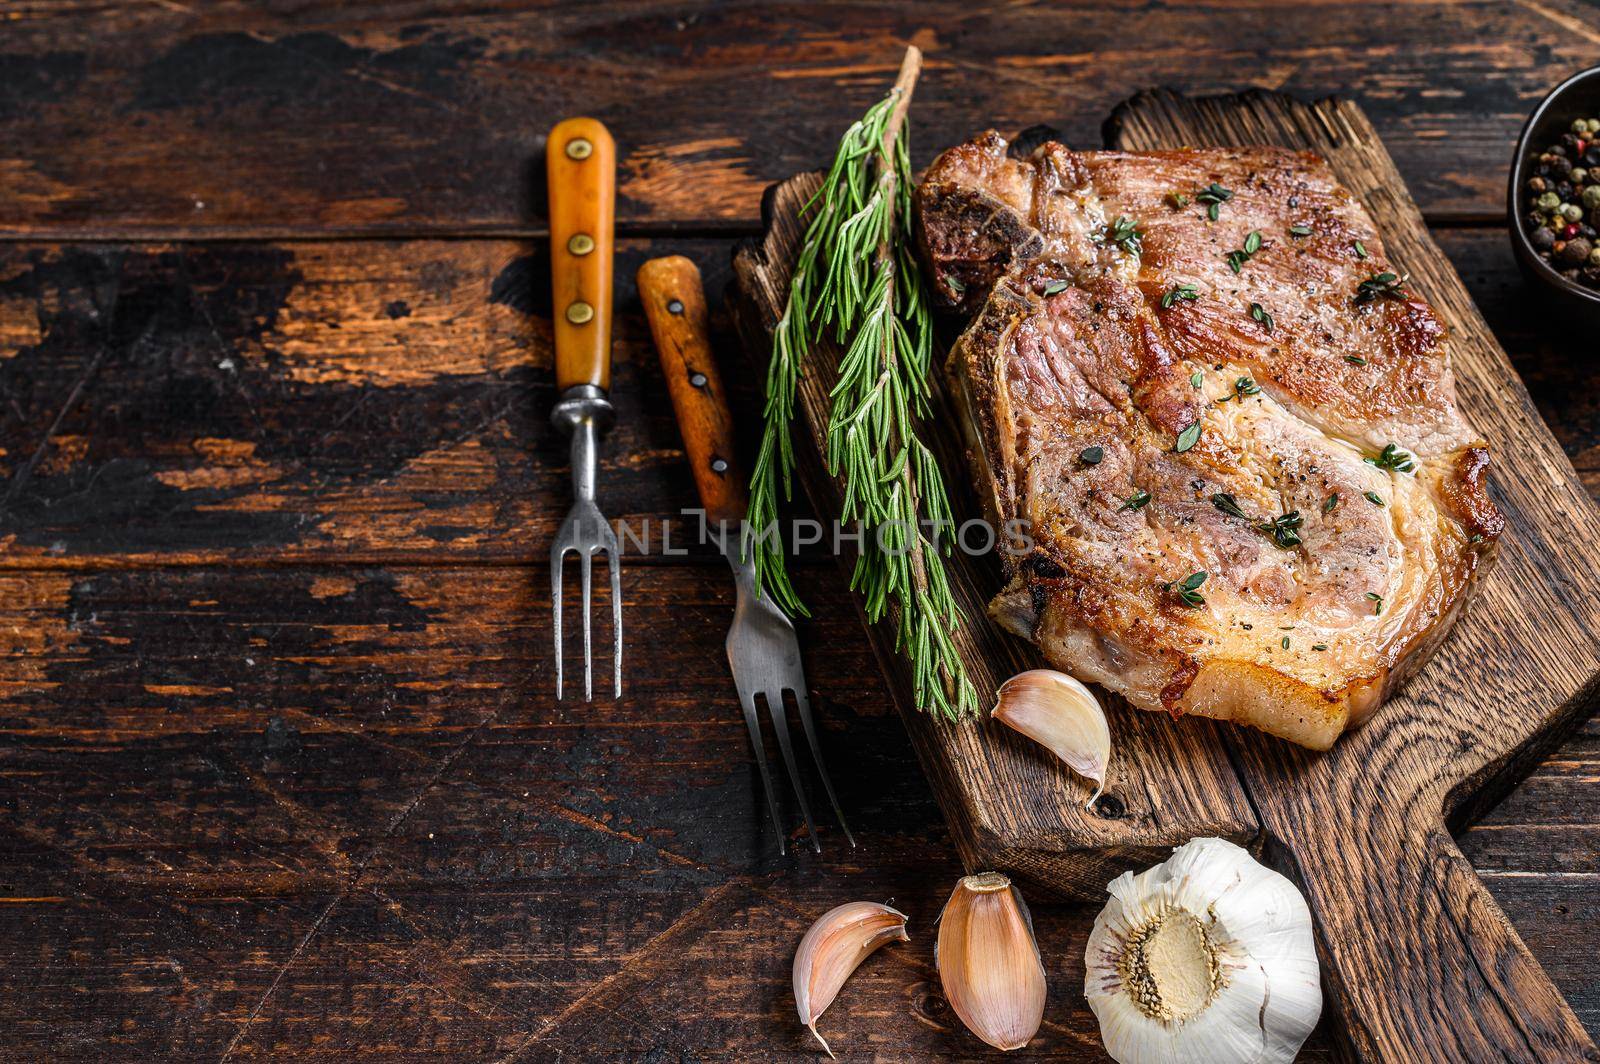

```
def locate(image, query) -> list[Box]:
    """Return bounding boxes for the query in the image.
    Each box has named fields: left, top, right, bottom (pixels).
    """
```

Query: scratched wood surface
left=1, top=1, right=1598, bottom=1060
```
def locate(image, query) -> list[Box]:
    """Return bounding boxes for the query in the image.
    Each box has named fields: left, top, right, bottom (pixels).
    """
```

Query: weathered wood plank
left=7, top=232, right=1593, bottom=570
left=0, top=563, right=1593, bottom=1058
left=0, top=0, right=1593, bottom=236
left=0, top=238, right=741, bottom=565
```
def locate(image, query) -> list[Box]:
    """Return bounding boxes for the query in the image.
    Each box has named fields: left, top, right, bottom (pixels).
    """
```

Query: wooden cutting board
left=732, top=90, right=1600, bottom=1062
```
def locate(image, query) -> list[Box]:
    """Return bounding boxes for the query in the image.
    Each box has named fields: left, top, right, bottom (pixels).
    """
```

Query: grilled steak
left=916, top=131, right=1501, bottom=749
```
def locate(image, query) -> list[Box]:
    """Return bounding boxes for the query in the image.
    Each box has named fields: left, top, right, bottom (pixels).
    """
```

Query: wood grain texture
left=0, top=562, right=1593, bottom=1059
left=638, top=254, right=747, bottom=525
left=547, top=117, right=616, bottom=392
left=1110, top=89, right=1600, bottom=1062
left=734, top=92, right=1600, bottom=1059
left=3, top=0, right=1599, bottom=236
left=5, top=233, right=1597, bottom=568
left=0, top=238, right=743, bottom=566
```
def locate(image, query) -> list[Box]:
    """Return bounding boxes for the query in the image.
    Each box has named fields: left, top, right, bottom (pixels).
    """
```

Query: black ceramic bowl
left=1509, top=64, right=1600, bottom=327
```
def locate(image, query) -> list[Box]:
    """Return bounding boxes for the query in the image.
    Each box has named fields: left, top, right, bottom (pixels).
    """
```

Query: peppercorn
left=1524, top=122, right=1600, bottom=290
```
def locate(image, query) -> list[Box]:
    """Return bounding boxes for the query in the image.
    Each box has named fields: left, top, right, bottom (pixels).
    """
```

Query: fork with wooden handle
left=548, top=116, right=621, bottom=701
left=638, top=254, right=853, bottom=854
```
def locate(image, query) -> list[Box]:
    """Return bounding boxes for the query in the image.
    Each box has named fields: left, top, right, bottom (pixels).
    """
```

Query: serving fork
left=637, top=255, right=852, bottom=854
left=548, top=117, right=621, bottom=701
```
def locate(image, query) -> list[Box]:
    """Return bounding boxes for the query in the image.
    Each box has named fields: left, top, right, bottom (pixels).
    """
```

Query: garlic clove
left=992, top=669, right=1112, bottom=808
left=793, top=901, right=909, bottom=1057
left=935, top=872, right=1047, bottom=1052
left=1085, top=837, right=1321, bottom=1064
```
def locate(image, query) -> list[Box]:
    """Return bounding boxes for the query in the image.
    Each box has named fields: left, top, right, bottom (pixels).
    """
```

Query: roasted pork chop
left=916, top=132, right=1501, bottom=749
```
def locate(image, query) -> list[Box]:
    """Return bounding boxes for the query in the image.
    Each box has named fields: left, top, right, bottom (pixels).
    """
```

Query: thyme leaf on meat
left=748, top=47, right=977, bottom=720
left=1175, top=420, right=1203, bottom=452
left=1099, top=216, right=1143, bottom=253
left=1354, top=272, right=1407, bottom=306
left=1363, top=490, right=1386, bottom=507
left=1323, top=492, right=1340, bottom=513
left=1211, top=492, right=1249, bottom=519
left=1365, top=442, right=1415, bottom=473
left=1080, top=445, right=1105, bottom=465
left=1289, top=225, right=1312, bottom=237
left=1195, top=183, right=1232, bottom=222
left=1225, top=230, right=1264, bottom=274
left=1214, top=376, right=1260, bottom=403
left=1120, top=489, right=1152, bottom=511
left=1167, top=570, right=1208, bottom=607
left=1163, top=283, right=1199, bottom=309
left=1249, top=302, right=1274, bottom=333
left=1255, top=510, right=1304, bottom=549
left=1367, top=591, right=1384, bottom=615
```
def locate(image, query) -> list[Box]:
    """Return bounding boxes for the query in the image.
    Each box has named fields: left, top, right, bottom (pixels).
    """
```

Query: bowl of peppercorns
left=1511, top=65, right=1600, bottom=322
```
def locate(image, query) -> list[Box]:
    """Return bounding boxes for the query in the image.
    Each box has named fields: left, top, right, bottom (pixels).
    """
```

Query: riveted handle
left=637, top=256, right=747, bottom=527
left=548, top=117, right=615, bottom=392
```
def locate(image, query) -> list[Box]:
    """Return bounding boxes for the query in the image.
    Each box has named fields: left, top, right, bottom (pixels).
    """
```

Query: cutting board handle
left=638, top=255, right=748, bottom=528
left=1266, top=791, right=1596, bottom=1061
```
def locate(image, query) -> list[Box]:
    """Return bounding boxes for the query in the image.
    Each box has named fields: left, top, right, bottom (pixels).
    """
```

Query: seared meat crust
left=919, top=131, right=1501, bottom=749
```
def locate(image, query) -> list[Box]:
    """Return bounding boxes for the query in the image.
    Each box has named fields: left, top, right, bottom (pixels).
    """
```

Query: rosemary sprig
left=747, top=48, right=977, bottom=720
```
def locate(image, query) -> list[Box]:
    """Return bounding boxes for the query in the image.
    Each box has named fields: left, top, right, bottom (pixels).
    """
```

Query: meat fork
left=637, top=255, right=853, bottom=854
left=549, top=117, right=621, bottom=701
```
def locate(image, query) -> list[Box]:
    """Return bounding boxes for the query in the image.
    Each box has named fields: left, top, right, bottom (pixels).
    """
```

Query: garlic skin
left=793, top=901, right=909, bottom=1057
left=1085, top=837, right=1321, bottom=1064
left=992, top=669, right=1111, bottom=808
left=936, top=873, right=1047, bottom=1051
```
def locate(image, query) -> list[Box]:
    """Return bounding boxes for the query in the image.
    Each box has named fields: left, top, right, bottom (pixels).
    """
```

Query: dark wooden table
left=0, top=4, right=1595, bottom=1060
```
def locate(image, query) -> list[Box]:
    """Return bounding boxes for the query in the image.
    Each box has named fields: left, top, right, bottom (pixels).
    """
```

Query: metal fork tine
left=580, top=549, right=594, bottom=702
left=737, top=690, right=787, bottom=856
left=792, top=689, right=854, bottom=847
left=766, top=693, right=820, bottom=853
left=552, top=551, right=565, bottom=701
left=607, top=549, right=622, bottom=699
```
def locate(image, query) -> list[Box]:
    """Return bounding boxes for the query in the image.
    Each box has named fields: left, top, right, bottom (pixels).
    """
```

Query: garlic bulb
left=992, top=669, right=1111, bottom=808
left=793, top=901, right=909, bottom=1057
left=1085, top=838, right=1321, bottom=1064
left=936, top=873, right=1047, bottom=1051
